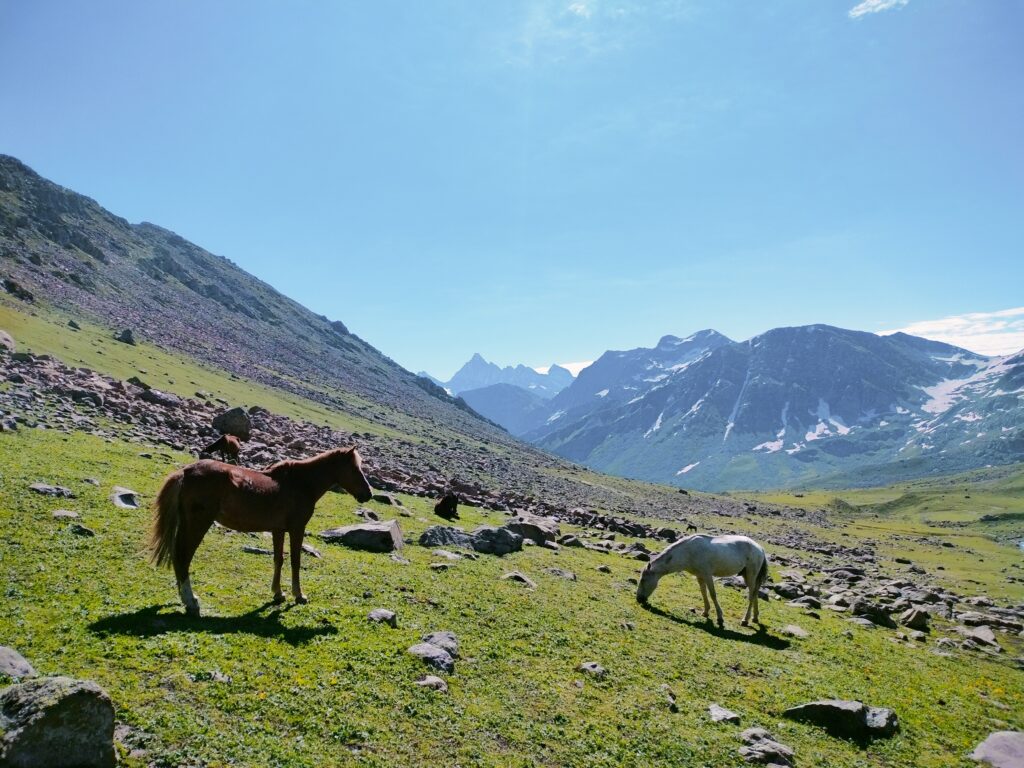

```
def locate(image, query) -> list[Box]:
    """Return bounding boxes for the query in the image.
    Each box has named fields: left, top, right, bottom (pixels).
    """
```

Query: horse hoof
left=741, top=620, right=749, bottom=627
left=294, top=595, right=308, bottom=605
left=185, top=603, right=201, bottom=618
left=272, top=593, right=286, bottom=604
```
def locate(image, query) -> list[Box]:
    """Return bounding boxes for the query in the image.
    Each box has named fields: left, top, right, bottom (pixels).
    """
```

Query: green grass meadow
left=1, top=429, right=1022, bottom=767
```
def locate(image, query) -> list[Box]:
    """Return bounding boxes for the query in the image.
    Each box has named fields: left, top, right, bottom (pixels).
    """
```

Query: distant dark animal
left=202, top=434, right=241, bottom=463
left=434, top=492, right=460, bottom=521
left=637, top=534, right=769, bottom=628
left=686, top=522, right=698, bottom=532
left=150, top=447, right=373, bottom=616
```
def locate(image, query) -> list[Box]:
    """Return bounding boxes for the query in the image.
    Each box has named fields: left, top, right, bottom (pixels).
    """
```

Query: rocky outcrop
left=318, top=521, right=403, bottom=552
left=0, top=676, right=116, bottom=768
left=783, top=699, right=899, bottom=740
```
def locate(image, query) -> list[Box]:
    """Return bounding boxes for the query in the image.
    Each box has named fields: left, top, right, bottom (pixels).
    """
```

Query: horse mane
left=263, top=446, right=358, bottom=476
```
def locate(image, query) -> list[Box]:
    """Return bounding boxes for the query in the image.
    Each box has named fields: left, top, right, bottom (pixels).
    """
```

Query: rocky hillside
left=0, top=154, right=502, bottom=446
left=531, top=325, right=1024, bottom=490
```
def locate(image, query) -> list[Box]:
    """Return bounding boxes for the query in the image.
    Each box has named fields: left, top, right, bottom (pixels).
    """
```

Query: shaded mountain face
left=443, top=354, right=573, bottom=398
left=459, top=383, right=553, bottom=436
left=0, top=154, right=515, bottom=446
left=531, top=325, right=1023, bottom=490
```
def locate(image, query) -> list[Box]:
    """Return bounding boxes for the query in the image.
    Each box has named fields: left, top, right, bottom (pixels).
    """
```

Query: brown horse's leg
left=288, top=527, right=307, bottom=604
left=173, top=506, right=214, bottom=617
left=271, top=529, right=286, bottom=603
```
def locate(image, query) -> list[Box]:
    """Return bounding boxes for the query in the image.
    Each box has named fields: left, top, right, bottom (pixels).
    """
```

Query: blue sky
left=2, top=1, right=1022, bottom=378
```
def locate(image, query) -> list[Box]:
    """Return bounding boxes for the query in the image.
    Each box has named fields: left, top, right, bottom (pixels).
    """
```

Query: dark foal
left=202, top=434, right=242, bottom=463
left=150, top=447, right=372, bottom=616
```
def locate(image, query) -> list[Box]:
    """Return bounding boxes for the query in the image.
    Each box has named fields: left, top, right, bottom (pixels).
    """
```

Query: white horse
left=636, top=534, right=769, bottom=628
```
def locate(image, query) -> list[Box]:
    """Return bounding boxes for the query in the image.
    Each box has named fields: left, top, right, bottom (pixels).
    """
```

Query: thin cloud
left=848, top=0, right=909, bottom=19
left=880, top=307, right=1024, bottom=356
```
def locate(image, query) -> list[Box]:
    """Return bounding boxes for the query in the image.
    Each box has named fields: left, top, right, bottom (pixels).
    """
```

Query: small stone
left=70, top=523, right=95, bottom=537
left=577, top=661, right=606, bottom=679
left=596, top=565, right=612, bottom=574
left=407, top=643, right=454, bottom=673
left=546, top=568, right=577, bottom=581
left=241, top=545, right=272, bottom=555
left=415, top=675, right=448, bottom=692
left=781, top=624, right=809, bottom=638
left=301, top=543, right=321, bottom=558
left=0, top=646, right=35, bottom=678
left=29, top=483, right=75, bottom=498
left=368, top=608, right=397, bottom=628
left=52, top=509, right=79, bottom=520
left=709, top=703, right=741, bottom=724
left=501, top=571, right=537, bottom=588
left=430, top=562, right=452, bottom=572
left=739, top=727, right=794, bottom=766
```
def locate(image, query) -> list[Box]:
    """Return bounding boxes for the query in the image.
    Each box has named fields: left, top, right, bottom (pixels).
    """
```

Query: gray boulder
left=0, top=646, right=35, bottom=679
left=109, top=487, right=140, bottom=509
left=971, top=731, right=1024, bottom=767
left=0, top=330, right=14, bottom=352
left=504, top=514, right=559, bottom=544
left=368, top=608, right=397, bottom=628
left=114, top=328, right=135, bottom=345
left=407, top=643, right=454, bottom=674
left=899, top=607, right=930, bottom=631
left=0, top=676, right=115, bottom=767
left=139, top=388, right=184, bottom=409
left=470, top=526, right=523, bottom=556
left=421, top=631, right=459, bottom=658
left=319, top=520, right=403, bottom=552
left=850, top=600, right=897, bottom=629
left=783, top=699, right=899, bottom=739
left=419, top=526, right=474, bottom=549
left=212, top=406, right=252, bottom=441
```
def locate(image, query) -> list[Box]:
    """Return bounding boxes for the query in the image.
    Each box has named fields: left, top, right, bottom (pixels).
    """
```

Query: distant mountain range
left=428, top=353, right=574, bottom=398
left=454, top=326, right=1024, bottom=490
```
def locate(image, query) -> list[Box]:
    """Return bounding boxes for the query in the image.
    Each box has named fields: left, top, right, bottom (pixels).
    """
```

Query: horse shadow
left=639, top=603, right=791, bottom=650
left=88, top=602, right=337, bottom=646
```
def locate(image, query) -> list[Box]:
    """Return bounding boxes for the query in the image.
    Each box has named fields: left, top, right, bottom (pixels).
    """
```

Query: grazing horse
left=202, top=434, right=241, bottom=463
left=149, top=447, right=373, bottom=616
left=636, top=534, right=768, bottom=628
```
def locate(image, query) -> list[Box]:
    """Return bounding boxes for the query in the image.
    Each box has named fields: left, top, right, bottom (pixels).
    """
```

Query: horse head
left=636, top=559, right=661, bottom=604
left=335, top=447, right=373, bottom=503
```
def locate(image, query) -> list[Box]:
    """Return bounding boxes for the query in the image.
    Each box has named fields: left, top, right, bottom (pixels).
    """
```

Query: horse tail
left=149, top=470, right=184, bottom=568
left=202, top=436, right=222, bottom=454
left=756, top=550, right=769, bottom=591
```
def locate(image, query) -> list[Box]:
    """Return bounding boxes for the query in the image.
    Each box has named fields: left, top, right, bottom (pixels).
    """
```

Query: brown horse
left=150, top=447, right=372, bottom=616
left=202, top=434, right=242, bottom=463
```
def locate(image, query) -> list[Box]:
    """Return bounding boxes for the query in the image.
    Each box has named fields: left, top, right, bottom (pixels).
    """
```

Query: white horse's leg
left=697, top=576, right=711, bottom=618
left=742, top=567, right=756, bottom=626
left=753, top=558, right=762, bottom=625
left=705, top=577, right=724, bottom=627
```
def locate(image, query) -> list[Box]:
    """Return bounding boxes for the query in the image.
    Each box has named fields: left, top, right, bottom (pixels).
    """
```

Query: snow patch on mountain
left=644, top=412, right=664, bottom=438
left=676, top=462, right=700, bottom=475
